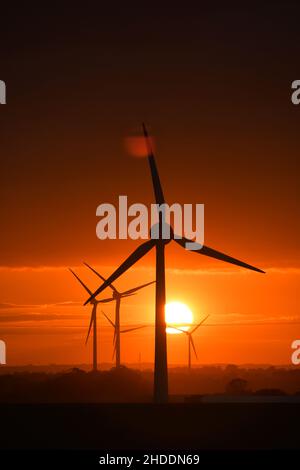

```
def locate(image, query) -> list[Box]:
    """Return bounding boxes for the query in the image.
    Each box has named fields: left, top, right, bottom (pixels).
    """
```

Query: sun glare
left=165, top=301, right=193, bottom=334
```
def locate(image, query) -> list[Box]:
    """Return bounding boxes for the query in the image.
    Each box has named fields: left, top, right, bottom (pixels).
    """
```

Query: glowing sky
left=0, top=3, right=300, bottom=366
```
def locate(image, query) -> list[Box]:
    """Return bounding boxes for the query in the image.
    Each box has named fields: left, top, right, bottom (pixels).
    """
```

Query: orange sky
left=1, top=3, right=300, bottom=367
left=1, top=130, right=300, bottom=366
left=1, top=127, right=299, bottom=366
left=1, top=260, right=299, bottom=366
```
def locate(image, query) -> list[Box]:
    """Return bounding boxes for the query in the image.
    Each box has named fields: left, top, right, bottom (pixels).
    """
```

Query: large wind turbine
left=102, top=311, right=146, bottom=366
left=84, top=262, right=154, bottom=369
left=173, top=315, right=209, bottom=369
left=69, top=268, right=117, bottom=371
left=84, top=123, right=265, bottom=403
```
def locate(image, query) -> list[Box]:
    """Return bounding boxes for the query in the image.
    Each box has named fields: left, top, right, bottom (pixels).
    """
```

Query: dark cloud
left=0, top=313, right=84, bottom=322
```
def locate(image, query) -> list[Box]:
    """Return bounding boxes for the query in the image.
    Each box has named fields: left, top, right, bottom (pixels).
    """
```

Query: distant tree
left=226, top=377, right=250, bottom=395
left=255, top=388, right=286, bottom=396
left=224, top=364, right=238, bottom=374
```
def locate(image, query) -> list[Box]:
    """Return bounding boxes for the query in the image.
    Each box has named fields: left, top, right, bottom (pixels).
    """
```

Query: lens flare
left=124, top=135, right=156, bottom=158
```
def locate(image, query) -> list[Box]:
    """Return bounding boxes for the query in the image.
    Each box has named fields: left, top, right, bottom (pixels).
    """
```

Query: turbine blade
left=122, top=280, right=156, bottom=296
left=190, top=336, right=198, bottom=359
left=85, top=305, right=96, bottom=345
left=191, top=314, right=210, bottom=334
left=173, top=237, right=265, bottom=274
left=84, top=239, right=156, bottom=305
left=69, top=269, right=93, bottom=296
left=83, top=262, right=118, bottom=293
left=101, top=311, right=115, bottom=328
left=120, top=325, right=146, bottom=334
left=97, top=297, right=115, bottom=303
left=170, top=326, right=189, bottom=335
left=142, top=123, right=165, bottom=205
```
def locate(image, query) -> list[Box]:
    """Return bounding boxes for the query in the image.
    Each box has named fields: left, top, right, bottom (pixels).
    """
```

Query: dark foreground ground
left=0, top=403, right=300, bottom=450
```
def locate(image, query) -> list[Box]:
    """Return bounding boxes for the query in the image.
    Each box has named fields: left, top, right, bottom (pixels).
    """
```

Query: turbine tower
left=84, top=262, right=154, bottom=369
left=69, top=269, right=116, bottom=371
left=84, top=123, right=265, bottom=403
left=173, top=315, right=209, bottom=369
left=102, top=311, right=146, bottom=366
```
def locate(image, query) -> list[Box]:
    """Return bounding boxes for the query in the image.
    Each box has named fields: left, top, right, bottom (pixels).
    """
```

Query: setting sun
left=165, top=301, right=194, bottom=334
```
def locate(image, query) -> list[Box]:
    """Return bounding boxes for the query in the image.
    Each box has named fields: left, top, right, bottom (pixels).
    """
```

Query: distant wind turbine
left=102, top=311, right=146, bottom=366
left=84, top=262, right=154, bottom=369
left=173, top=315, right=209, bottom=369
left=84, top=123, right=265, bottom=403
left=69, top=268, right=116, bottom=371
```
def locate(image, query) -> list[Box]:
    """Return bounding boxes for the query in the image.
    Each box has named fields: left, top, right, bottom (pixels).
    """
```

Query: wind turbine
left=172, top=315, right=209, bottom=369
left=84, top=262, right=155, bottom=369
left=69, top=268, right=117, bottom=371
left=84, top=123, right=265, bottom=403
left=102, top=311, right=146, bottom=366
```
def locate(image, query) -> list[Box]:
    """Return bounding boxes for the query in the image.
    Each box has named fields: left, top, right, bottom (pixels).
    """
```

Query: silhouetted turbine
left=69, top=268, right=116, bottom=371
left=84, top=123, right=265, bottom=403
left=102, top=311, right=146, bottom=365
left=173, top=315, right=209, bottom=369
left=84, top=262, right=154, bottom=368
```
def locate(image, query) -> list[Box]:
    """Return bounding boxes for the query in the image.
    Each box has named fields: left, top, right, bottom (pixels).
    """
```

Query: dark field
left=1, top=367, right=300, bottom=454
left=1, top=403, right=300, bottom=450
left=1, top=366, right=300, bottom=402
